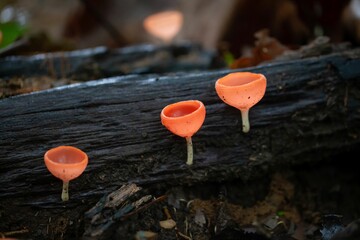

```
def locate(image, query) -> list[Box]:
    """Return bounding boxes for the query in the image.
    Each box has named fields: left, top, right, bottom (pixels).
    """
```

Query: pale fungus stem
left=241, top=109, right=250, bottom=133
left=61, top=181, right=69, bottom=201
left=185, top=136, right=193, bottom=165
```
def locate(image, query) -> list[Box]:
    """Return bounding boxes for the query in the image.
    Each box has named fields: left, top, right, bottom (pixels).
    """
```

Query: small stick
left=121, top=195, right=167, bottom=221
left=163, top=206, right=172, bottom=219
left=0, top=228, right=29, bottom=237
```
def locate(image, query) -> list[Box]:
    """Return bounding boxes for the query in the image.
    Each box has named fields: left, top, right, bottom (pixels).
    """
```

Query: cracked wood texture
left=1, top=48, right=360, bottom=209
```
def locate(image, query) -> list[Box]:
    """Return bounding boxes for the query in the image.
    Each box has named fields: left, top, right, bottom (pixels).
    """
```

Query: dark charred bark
left=0, top=47, right=360, bottom=211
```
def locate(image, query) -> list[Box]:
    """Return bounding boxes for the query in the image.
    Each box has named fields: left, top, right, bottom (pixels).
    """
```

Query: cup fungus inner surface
left=46, top=147, right=86, bottom=164
left=163, top=102, right=200, bottom=118
left=217, top=72, right=264, bottom=87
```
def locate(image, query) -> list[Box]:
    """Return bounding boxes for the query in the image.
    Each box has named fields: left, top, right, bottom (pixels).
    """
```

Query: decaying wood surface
left=0, top=43, right=217, bottom=79
left=0, top=48, right=360, bottom=209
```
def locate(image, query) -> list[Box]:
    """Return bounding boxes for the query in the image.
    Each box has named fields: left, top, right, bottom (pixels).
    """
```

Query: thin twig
left=0, top=228, right=29, bottom=237
left=120, top=195, right=167, bottom=221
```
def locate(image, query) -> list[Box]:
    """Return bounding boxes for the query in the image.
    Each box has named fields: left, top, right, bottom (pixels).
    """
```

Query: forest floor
left=1, top=149, right=360, bottom=240
left=1, top=40, right=360, bottom=240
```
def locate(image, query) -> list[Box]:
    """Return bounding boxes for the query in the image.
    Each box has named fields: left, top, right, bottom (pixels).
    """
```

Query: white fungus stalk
left=241, top=109, right=250, bottom=133
left=61, top=181, right=69, bottom=201
left=186, top=136, right=193, bottom=165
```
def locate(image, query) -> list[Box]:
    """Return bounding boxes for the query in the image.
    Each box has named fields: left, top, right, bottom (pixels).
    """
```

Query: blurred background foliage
left=0, top=0, right=359, bottom=62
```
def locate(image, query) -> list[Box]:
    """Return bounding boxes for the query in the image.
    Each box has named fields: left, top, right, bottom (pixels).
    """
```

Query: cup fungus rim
left=44, top=145, right=88, bottom=168
left=215, top=72, right=266, bottom=89
left=145, top=9, right=183, bottom=20
left=161, top=100, right=205, bottom=121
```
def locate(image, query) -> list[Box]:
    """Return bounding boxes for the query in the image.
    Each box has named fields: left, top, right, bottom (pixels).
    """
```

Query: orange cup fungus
left=215, top=72, right=267, bottom=133
left=143, top=10, right=183, bottom=43
left=44, top=146, right=88, bottom=201
left=161, top=100, right=206, bottom=165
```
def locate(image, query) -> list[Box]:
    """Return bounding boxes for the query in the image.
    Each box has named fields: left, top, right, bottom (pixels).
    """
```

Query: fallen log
left=0, top=43, right=218, bottom=79
left=0, top=47, right=360, bottom=211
